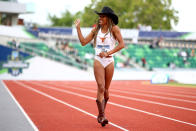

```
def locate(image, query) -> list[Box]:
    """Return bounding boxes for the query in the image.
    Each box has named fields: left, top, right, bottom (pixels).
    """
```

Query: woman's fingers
left=99, top=52, right=108, bottom=58
left=74, top=19, right=80, bottom=27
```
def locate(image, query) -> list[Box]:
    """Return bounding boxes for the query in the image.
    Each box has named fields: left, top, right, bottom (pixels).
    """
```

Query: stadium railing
left=7, top=41, right=88, bottom=70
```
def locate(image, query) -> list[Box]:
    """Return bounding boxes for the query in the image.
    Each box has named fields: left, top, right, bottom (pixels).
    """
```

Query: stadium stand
left=26, top=27, right=73, bottom=38
left=65, top=41, right=196, bottom=70
left=28, top=27, right=190, bottom=39
left=6, top=41, right=88, bottom=70
left=124, top=44, right=196, bottom=69
left=1, top=25, right=196, bottom=71
left=0, top=25, right=89, bottom=71
left=139, top=30, right=188, bottom=38
left=69, top=43, right=94, bottom=66
left=68, top=42, right=131, bottom=68
left=37, top=27, right=72, bottom=35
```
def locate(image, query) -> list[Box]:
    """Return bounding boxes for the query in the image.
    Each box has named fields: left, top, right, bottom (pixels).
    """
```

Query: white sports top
left=95, top=29, right=116, bottom=56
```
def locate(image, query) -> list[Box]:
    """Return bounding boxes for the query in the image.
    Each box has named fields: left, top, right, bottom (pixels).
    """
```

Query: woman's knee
left=104, top=89, right=109, bottom=98
left=97, top=82, right=105, bottom=88
left=97, top=83, right=105, bottom=93
left=98, top=87, right=105, bottom=94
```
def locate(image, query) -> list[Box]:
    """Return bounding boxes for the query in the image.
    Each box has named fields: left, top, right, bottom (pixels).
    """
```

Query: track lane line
left=42, top=81, right=196, bottom=112
left=111, top=88, right=196, bottom=99
left=2, top=80, right=39, bottom=131
left=72, top=84, right=196, bottom=103
left=59, top=81, right=196, bottom=96
left=110, top=89, right=196, bottom=103
left=25, top=81, right=196, bottom=127
left=139, top=83, right=196, bottom=95
left=56, top=81, right=196, bottom=102
left=13, top=81, right=129, bottom=131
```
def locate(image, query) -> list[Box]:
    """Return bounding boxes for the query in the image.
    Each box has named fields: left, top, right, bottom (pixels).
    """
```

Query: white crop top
left=95, top=29, right=116, bottom=56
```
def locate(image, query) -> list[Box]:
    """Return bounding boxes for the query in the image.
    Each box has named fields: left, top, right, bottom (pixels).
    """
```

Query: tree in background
left=48, top=0, right=178, bottom=30
left=48, top=10, right=75, bottom=27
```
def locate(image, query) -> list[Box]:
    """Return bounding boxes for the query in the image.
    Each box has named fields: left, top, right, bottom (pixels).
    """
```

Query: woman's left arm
left=99, top=25, right=125, bottom=58
left=108, top=26, right=125, bottom=55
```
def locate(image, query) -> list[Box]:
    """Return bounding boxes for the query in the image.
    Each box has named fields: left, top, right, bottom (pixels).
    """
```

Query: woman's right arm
left=74, top=19, right=95, bottom=46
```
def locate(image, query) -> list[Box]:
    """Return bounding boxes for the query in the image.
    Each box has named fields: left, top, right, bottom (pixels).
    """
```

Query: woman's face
left=99, top=15, right=107, bottom=26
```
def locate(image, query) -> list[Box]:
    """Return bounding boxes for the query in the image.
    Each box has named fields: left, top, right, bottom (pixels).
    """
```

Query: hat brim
left=94, top=11, right=118, bottom=25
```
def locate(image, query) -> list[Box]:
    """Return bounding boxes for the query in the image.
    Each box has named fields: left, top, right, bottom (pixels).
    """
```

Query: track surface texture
left=3, top=80, right=196, bottom=131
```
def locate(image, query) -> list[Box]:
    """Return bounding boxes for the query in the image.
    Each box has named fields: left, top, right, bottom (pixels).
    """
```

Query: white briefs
left=95, top=56, right=114, bottom=68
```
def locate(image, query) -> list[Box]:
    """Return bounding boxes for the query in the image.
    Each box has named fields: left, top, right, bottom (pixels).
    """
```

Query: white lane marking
left=110, top=89, right=196, bottom=103
left=42, top=81, right=196, bottom=112
left=59, top=81, right=196, bottom=96
left=27, top=81, right=196, bottom=127
left=60, top=83, right=196, bottom=104
left=1, top=80, right=39, bottom=131
left=51, top=81, right=196, bottom=103
left=112, top=88, right=196, bottom=99
left=14, top=81, right=129, bottom=131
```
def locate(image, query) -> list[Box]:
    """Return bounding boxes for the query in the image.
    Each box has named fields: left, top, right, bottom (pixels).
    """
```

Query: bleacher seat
left=125, top=44, right=196, bottom=69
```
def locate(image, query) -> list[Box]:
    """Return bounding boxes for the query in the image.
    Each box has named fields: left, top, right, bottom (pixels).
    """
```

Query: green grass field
left=160, top=81, right=196, bottom=88
left=0, top=69, right=7, bottom=74
left=143, top=80, right=196, bottom=88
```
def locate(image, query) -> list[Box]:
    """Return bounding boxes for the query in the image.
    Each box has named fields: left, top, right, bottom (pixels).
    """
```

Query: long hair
left=93, top=16, right=114, bottom=48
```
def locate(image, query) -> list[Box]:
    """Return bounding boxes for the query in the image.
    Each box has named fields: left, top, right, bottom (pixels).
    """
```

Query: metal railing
left=8, top=43, right=88, bottom=70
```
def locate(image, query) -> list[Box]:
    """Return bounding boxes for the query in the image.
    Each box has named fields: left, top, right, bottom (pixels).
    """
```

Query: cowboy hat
left=95, top=6, right=118, bottom=25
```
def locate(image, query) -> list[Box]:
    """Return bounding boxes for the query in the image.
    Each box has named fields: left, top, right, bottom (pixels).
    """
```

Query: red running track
left=3, top=80, right=196, bottom=131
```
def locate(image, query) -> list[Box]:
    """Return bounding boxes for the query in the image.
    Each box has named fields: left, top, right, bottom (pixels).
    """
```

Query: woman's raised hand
left=74, top=19, right=80, bottom=28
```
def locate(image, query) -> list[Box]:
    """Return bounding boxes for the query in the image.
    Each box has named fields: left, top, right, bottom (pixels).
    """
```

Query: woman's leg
left=94, top=59, right=107, bottom=125
left=94, top=59, right=105, bottom=102
left=104, top=62, right=114, bottom=109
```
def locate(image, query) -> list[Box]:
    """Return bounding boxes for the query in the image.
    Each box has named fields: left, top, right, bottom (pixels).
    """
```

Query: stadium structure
left=0, top=0, right=196, bottom=84
left=0, top=0, right=34, bottom=26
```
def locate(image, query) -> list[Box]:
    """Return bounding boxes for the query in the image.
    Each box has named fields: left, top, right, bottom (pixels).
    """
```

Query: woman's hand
left=74, top=19, right=80, bottom=28
left=99, top=52, right=109, bottom=58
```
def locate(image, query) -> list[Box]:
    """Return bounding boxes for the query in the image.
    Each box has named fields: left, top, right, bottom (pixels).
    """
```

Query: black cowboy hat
left=95, top=6, right=118, bottom=25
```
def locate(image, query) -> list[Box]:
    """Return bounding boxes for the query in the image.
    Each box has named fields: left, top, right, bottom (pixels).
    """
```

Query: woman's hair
left=93, top=16, right=114, bottom=48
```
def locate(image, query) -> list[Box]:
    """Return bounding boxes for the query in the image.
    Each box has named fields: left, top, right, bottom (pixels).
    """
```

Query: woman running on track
left=75, top=6, right=125, bottom=127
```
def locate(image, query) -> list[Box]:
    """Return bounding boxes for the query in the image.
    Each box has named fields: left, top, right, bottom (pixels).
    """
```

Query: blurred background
left=0, top=0, right=196, bottom=84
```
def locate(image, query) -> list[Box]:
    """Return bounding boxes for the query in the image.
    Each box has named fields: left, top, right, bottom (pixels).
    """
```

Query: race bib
left=96, top=45, right=110, bottom=55
left=98, top=45, right=110, bottom=52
